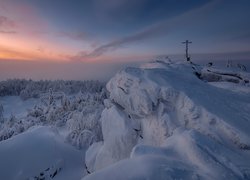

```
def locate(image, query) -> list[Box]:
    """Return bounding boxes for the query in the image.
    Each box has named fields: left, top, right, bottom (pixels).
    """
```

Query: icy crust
left=84, top=61, right=250, bottom=179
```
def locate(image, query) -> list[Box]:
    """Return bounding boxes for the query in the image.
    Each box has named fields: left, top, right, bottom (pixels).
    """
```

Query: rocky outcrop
left=84, top=61, right=250, bottom=179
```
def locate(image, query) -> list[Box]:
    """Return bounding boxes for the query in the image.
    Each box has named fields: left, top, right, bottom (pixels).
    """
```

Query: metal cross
left=182, top=40, right=192, bottom=61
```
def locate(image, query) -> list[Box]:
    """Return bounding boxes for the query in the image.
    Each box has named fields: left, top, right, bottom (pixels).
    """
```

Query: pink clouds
left=0, top=16, right=18, bottom=34
left=0, top=16, right=17, bottom=29
left=0, top=0, right=144, bottom=62
left=1, top=1, right=50, bottom=34
left=0, top=1, right=73, bottom=61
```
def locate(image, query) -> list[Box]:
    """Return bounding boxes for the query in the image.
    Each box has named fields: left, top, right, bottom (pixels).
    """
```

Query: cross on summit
left=182, top=40, right=192, bottom=62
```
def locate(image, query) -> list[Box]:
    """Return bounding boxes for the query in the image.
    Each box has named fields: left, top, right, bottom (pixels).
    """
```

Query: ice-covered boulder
left=106, top=67, right=160, bottom=117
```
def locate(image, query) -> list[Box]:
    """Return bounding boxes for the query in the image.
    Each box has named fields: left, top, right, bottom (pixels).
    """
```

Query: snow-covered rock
left=85, top=141, right=103, bottom=173
left=84, top=61, right=250, bottom=180
left=92, top=104, right=138, bottom=171
left=200, top=66, right=250, bottom=84
left=106, top=67, right=158, bottom=117
left=84, top=128, right=250, bottom=180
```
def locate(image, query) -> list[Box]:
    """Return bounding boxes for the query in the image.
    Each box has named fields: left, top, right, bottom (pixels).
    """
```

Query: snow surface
left=83, top=60, right=250, bottom=180
left=208, top=81, right=250, bottom=93
left=0, top=96, right=39, bottom=118
left=0, top=126, right=85, bottom=180
left=1, top=60, right=250, bottom=180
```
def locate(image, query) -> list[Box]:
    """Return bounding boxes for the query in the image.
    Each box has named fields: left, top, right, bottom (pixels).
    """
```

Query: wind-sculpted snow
left=84, top=61, right=250, bottom=180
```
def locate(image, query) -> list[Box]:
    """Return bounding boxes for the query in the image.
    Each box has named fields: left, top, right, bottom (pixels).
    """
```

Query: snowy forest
left=0, top=79, right=107, bottom=145
left=0, top=79, right=105, bottom=99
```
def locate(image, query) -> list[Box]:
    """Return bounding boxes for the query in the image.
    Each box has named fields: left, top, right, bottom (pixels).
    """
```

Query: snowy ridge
left=84, top=61, right=250, bottom=180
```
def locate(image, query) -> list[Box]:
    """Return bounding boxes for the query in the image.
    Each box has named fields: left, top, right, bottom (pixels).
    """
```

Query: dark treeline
left=0, top=79, right=106, bottom=100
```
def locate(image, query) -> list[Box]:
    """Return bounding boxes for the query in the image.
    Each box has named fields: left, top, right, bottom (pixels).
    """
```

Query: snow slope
left=83, top=61, right=250, bottom=180
left=0, top=126, right=85, bottom=180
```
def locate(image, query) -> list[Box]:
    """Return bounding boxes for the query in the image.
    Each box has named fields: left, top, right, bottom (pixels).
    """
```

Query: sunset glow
left=0, top=0, right=250, bottom=79
left=0, top=0, right=91, bottom=62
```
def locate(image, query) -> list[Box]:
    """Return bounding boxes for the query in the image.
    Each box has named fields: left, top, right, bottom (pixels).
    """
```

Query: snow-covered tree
left=48, top=88, right=54, bottom=106
left=61, top=93, right=70, bottom=111
left=237, top=63, right=247, bottom=71
left=0, top=103, right=4, bottom=123
left=226, top=60, right=233, bottom=68
left=207, top=62, right=213, bottom=67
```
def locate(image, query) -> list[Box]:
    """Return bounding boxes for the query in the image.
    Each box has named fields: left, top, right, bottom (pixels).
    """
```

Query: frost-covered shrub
left=0, top=82, right=107, bottom=142
left=61, top=94, right=70, bottom=111
left=27, top=106, right=44, bottom=118
left=65, top=92, right=105, bottom=149
left=20, top=89, right=30, bottom=100
left=66, top=129, right=97, bottom=149
left=67, top=110, right=102, bottom=134
left=0, top=116, right=35, bottom=141
left=237, top=63, right=247, bottom=71
left=65, top=101, right=103, bottom=149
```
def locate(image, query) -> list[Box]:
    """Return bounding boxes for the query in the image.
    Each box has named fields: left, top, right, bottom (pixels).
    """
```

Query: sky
left=0, top=0, right=250, bottom=80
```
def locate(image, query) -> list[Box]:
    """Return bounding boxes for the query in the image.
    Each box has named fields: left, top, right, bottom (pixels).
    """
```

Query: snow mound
left=84, top=61, right=250, bottom=179
left=0, top=126, right=85, bottom=180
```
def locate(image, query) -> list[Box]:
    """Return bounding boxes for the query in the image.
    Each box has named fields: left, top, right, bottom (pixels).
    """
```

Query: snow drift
left=0, top=126, right=85, bottom=180
left=84, top=61, right=250, bottom=180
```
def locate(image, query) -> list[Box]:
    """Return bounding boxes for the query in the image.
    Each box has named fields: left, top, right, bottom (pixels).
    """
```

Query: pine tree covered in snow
left=0, top=103, right=3, bottom=123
